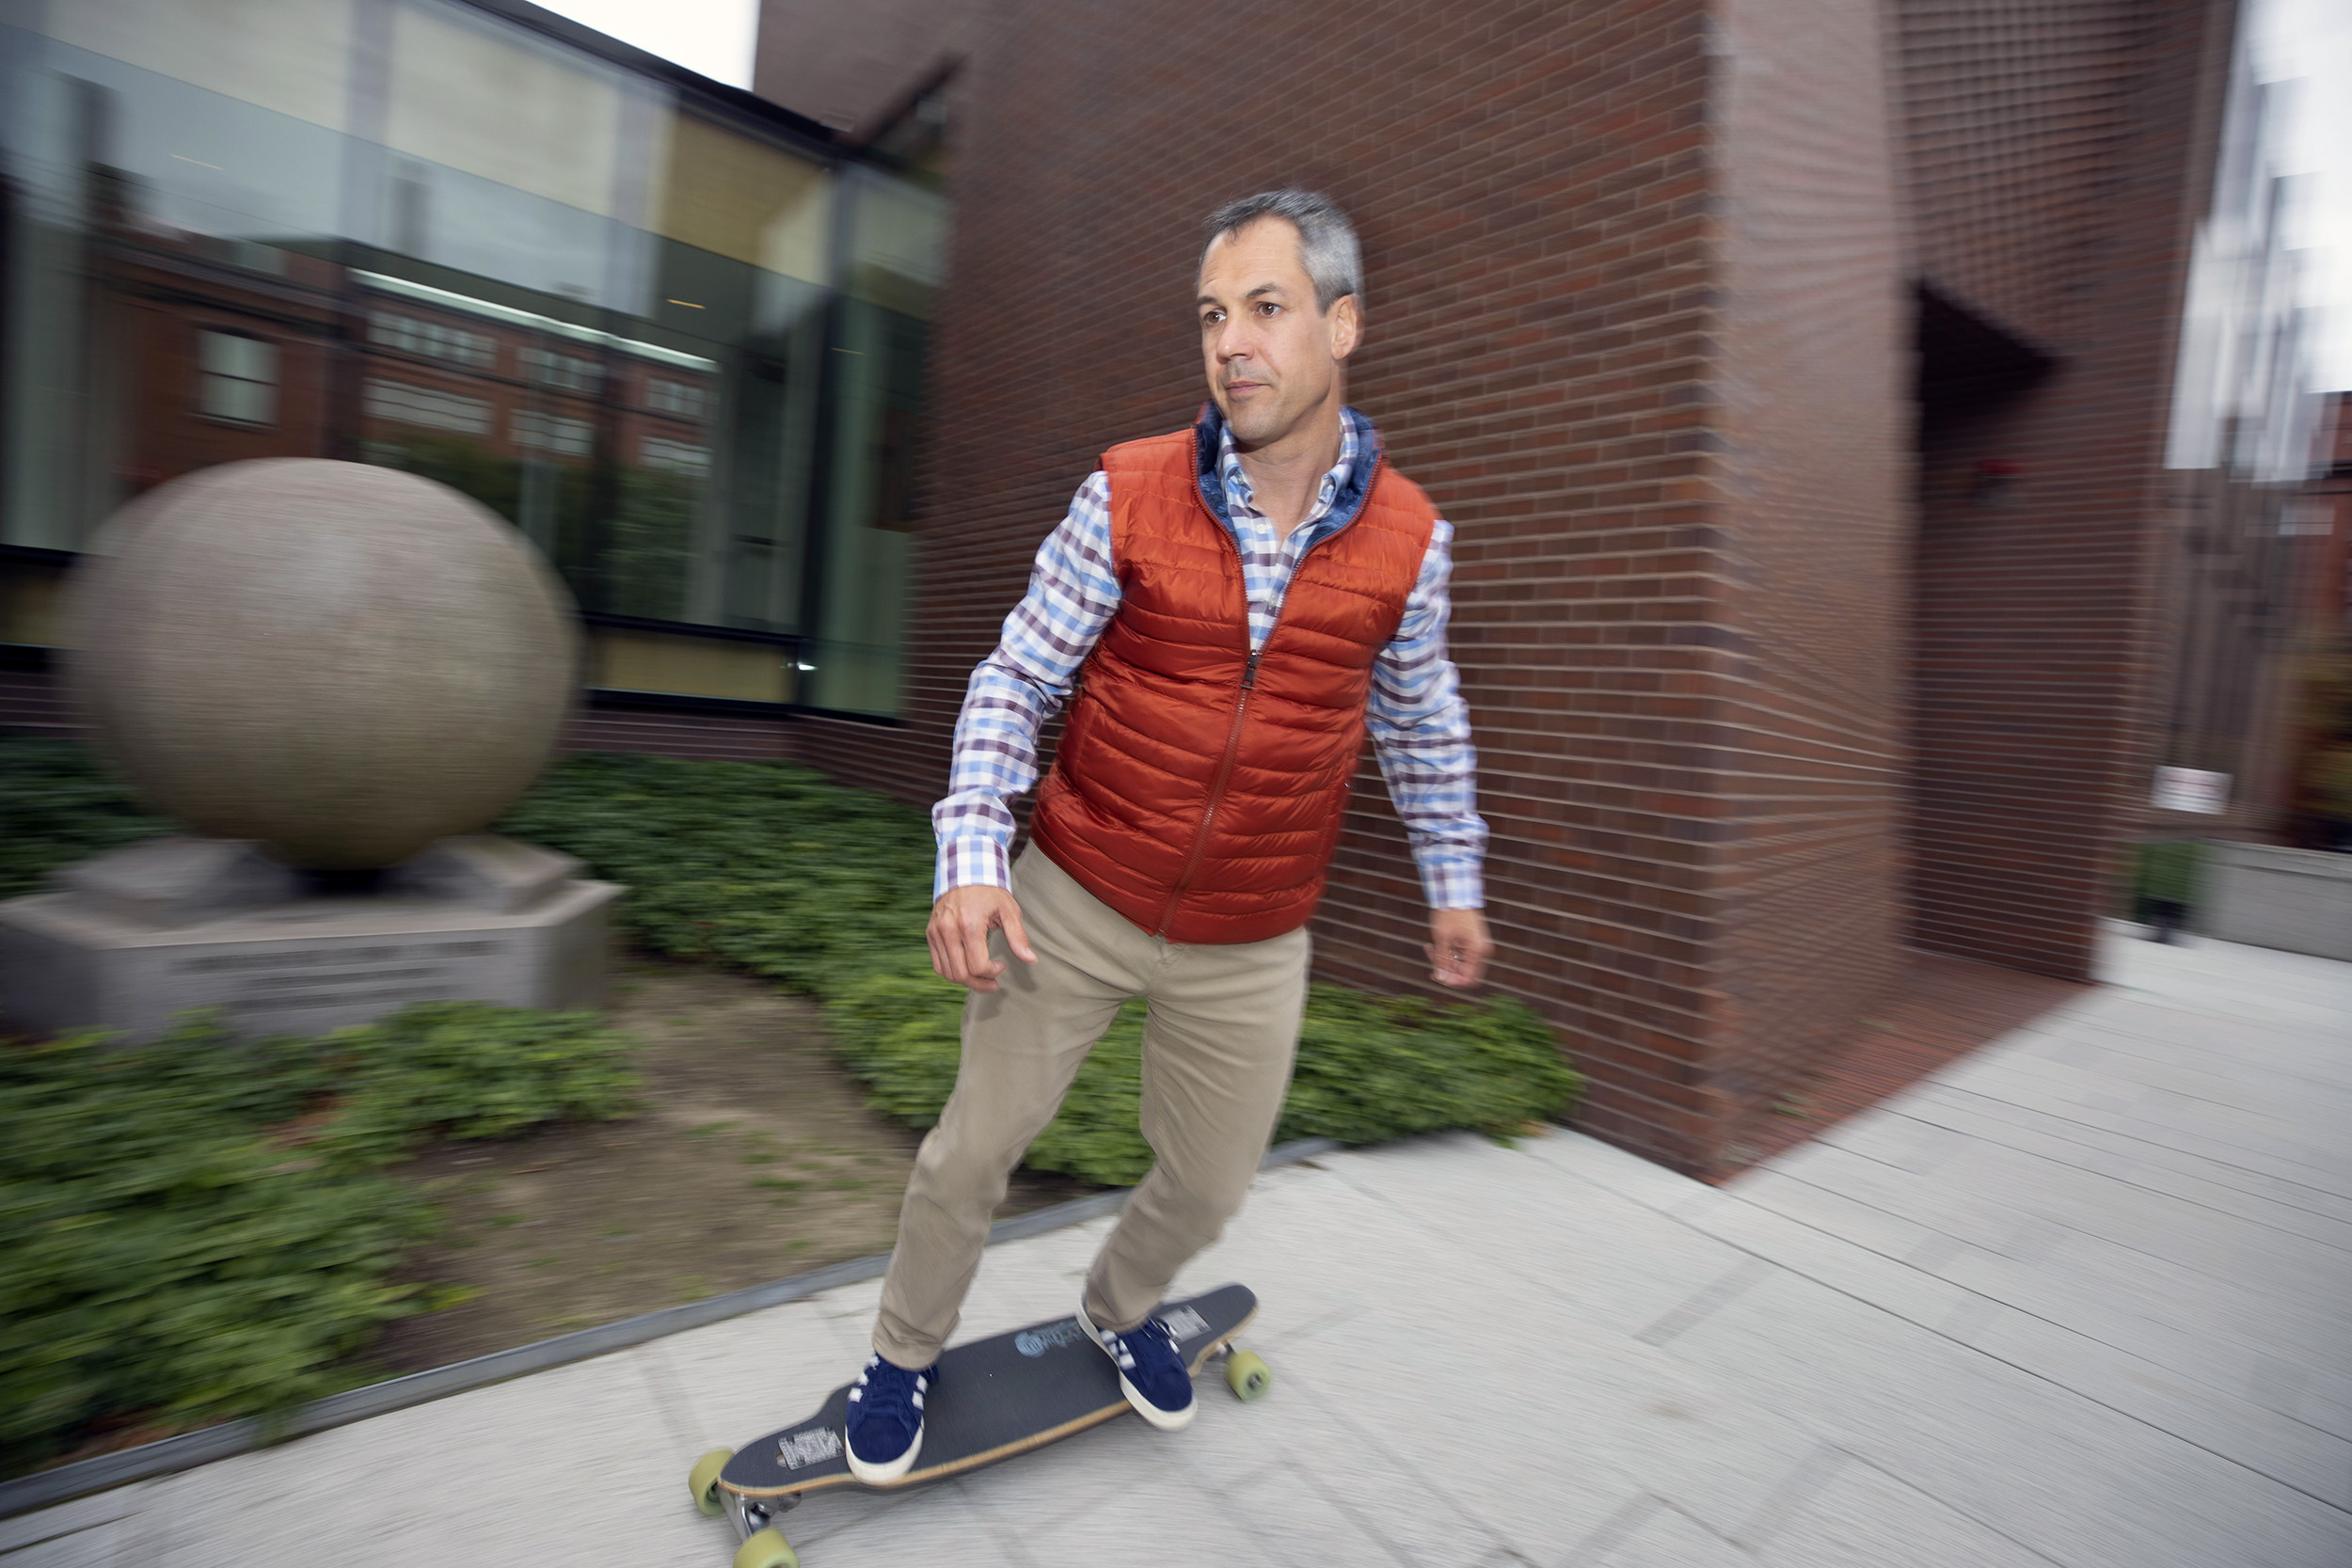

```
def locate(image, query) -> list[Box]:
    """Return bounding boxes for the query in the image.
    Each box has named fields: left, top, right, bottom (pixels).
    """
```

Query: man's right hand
left=927, top=885, right=1038, bottom=992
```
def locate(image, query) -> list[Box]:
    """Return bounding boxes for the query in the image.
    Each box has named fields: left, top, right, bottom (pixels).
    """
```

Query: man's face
left=1197, top=217, right=1359, bottom=448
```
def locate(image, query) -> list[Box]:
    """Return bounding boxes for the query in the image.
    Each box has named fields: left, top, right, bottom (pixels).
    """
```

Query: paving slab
left=5, top=927, right=2348, bottom=1568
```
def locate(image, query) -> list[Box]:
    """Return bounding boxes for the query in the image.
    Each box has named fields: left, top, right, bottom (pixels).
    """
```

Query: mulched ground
left=372, top=950, right=1093, bottom=1374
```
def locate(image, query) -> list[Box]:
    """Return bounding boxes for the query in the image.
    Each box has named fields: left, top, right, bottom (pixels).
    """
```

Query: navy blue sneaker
left=1075, top=1297, right=1197, bottom=1430
left=843, top=1354, right=936, bottom=1483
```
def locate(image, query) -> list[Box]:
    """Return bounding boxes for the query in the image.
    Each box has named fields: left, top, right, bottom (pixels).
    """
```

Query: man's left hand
left=1426, top=908, right=1492, bottom=989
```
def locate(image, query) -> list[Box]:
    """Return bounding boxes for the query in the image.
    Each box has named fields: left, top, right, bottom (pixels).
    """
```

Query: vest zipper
left=1152, top=648, right=1261, bottom=937
left=1151, top=454, right=1380, bottom=938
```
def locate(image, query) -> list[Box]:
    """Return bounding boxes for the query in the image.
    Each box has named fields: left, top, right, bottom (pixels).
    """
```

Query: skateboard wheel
left=689, top=1448, right=734, bottom=1516
left=1224, top=1349, right=1272, bottom=1402
left=733, top=1527, right=800, bottom=1568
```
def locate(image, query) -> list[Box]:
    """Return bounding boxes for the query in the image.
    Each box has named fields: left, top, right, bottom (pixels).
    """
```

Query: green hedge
left=0, top=737, right=168, bottom=901
left=0, top=738, right=1580, bottom=1467
left=0, top=1004, right=640, bottom=1476
left=2129, top=839, right=2201, bottom=916
left=501, top=752, right=1581, bottom=1185
left=0, top=741, right=1581, bottom=1190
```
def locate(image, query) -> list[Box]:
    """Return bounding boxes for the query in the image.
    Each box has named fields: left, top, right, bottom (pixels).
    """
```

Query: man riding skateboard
left=844, top=189, right=1492, bottom=1482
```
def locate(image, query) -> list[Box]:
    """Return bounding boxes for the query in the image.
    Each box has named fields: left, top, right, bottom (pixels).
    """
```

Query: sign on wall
left=2151, top=766, right=2231, bottom=815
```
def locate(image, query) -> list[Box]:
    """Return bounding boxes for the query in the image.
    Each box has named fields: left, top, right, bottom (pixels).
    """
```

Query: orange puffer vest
left=1029, top=415, right=1438, bottom=943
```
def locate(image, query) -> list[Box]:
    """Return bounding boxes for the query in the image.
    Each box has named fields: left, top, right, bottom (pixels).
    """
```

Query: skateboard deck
left=694, top=1284, right=1263, bottom=1560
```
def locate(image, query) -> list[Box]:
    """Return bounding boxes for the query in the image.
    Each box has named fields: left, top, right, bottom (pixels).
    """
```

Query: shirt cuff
left=934, top=836, right=1013, bottom=900
left=1422, top=858, right=1485, bottom=911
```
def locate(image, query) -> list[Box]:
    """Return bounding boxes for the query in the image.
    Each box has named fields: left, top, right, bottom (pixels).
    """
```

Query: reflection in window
left=519, top=346, right=602, bottom=392
left=198, top=331, right=277, bottom=425
left=367, top=379, right=491, bottom=437
left=3, top=0, right=942, bottom=720
left=641, top=436, right=710, bottom=478
left=512, top=409, right=595, bottom=457
left=370, top=311, right=497, bottom=370
left=645, top=378, right=707, bottom=418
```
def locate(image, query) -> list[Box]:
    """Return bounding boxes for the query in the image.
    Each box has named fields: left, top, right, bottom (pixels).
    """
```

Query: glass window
left=519, top=347, right=602, bottom=393
left=657, top=112, right=831, bottom=282
left=511, top=409, right=595, bottom=458
left=198, top=331, right=278, bottom=425
left=371, top=311, right=498, bottom=371
left=641, top=436, right=711, bottom=478
left=47, top=0, right=354, bottom=131
left=366, top=378, right=492, bottom=437
left=799, top=167, right=946, bottom=716
left=387, top=3, right=624, bottom=220
left=2, top=0, right=943, bottom=720
left=645, top=378, right=706, bottom=418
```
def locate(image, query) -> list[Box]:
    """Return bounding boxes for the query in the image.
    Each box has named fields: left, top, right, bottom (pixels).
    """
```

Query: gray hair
left=1201, top=189, right=1363, bottom=315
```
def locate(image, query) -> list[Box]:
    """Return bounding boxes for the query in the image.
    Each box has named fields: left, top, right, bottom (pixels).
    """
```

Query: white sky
left=2254, top=0, right=2352, bottom=390
left=533, top=0, right=758, bottom=88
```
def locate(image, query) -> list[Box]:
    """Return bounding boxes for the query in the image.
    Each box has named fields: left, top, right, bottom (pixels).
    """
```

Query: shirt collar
left=1216, top=407, right=1364, bottom=530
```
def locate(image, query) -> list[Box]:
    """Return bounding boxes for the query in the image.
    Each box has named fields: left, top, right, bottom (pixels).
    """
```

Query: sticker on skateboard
left=685, top=1283, right=1268, bottom=1567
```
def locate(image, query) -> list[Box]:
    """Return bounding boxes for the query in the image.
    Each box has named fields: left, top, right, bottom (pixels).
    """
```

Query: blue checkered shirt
left=935, top=407, right=1486, bottom=911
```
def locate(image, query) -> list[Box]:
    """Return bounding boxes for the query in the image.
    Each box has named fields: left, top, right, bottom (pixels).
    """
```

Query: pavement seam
left=1631, top=1257, right=1775, bottom=1348
left=1875, top=1106, right=2352, bottom=1252
left=1724, top=1440, right=1850, bottom=1552
left=1675, top=1195, right=2352, bottom=1516
left=633, top=1343, right=702, bottom=1455
left=1703, top=1183, right=2352, bottom=1445
left=942, top=1476, right=1043, bottom=1568
left=1785, top=1449, right=2077, bottom=1567
left=1279, top=1355, right=1520, bottom=1565
left=1556, top=1493, right=1666, bottom=1567
left=1758, top=1153, right=2352, bottom=1299
left=1916, top=1078, right=2352, bottom=1196
left=1561, top=1494, right=1756, bottom=1565
left=1892, top=1091, right=2352, bottom=1221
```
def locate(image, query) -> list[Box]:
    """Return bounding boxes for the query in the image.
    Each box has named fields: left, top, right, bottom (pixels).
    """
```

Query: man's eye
left=1256, top=302, right=1279, bottom=317
left=1202, top=310, right=1223, bottom=327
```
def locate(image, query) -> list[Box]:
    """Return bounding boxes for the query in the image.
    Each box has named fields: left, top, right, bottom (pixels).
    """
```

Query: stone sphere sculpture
left=67, top=459, right=581, bottom=870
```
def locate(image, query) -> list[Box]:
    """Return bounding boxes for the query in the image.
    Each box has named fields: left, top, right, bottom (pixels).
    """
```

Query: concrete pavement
left=6, top=925, right=2348, bottom=1567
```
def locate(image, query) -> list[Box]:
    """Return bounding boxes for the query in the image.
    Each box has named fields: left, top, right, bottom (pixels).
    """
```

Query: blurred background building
left=3, top=0, right=2339, bottom=1177
left=0, top=0, right=946, bottom=735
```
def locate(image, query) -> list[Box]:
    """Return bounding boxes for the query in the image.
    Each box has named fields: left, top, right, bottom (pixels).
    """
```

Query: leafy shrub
left=504, top=752, right=1581, bottom=1185
left=498, top=752, right=937, bottom=997
left=313, top=1003, right=642, bottom=1169
left=2, top=743, right=1580, bottom=1187
left=0, top=736, right=168, bottom=899
left=0, top=1005, right=641, bottom=1476
left=827, top=974, right=1579, bottom=1185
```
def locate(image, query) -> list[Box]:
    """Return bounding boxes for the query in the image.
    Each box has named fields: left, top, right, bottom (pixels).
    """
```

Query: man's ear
left=1328, top=293, right=1361, bottom=361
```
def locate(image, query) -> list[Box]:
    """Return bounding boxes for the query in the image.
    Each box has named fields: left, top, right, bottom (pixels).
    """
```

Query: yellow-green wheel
left=688, top=1448, right=733, bottom=1517
left=1224, top=1348, right=1272, bottom=1402
left=733, top=1527, right=800, bottom=1568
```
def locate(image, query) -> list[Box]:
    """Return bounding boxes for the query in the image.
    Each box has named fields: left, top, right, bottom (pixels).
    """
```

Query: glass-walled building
left=0, top=0, right=945, bottom=717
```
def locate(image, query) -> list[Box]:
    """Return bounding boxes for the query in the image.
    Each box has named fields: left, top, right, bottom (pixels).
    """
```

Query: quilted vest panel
left=1029, top=424, right=1437, bottom=942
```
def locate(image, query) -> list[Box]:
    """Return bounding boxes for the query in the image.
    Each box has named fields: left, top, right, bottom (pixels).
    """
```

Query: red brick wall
left=1901, top=0, right=2232, bottom=978
left=769, top=0, right=1928, bottom=1174
left=1709, top=0, right=1913, bottom=1157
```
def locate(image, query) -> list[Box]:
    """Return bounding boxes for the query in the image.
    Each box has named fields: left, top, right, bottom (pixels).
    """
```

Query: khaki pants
left=871, top=847, right=1310, bottom=1368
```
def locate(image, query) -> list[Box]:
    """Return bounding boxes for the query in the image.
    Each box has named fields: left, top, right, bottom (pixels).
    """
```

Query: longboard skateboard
left=687, top=1283, right=1268, bottom=1568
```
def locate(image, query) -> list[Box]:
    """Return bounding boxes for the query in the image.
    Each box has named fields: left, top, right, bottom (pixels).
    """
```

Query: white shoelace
left=848, top=1357, right=926, bottom=1411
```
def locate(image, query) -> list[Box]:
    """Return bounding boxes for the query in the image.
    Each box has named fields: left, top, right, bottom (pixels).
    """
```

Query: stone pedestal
left=0, top=834, right=619, bottom=1041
